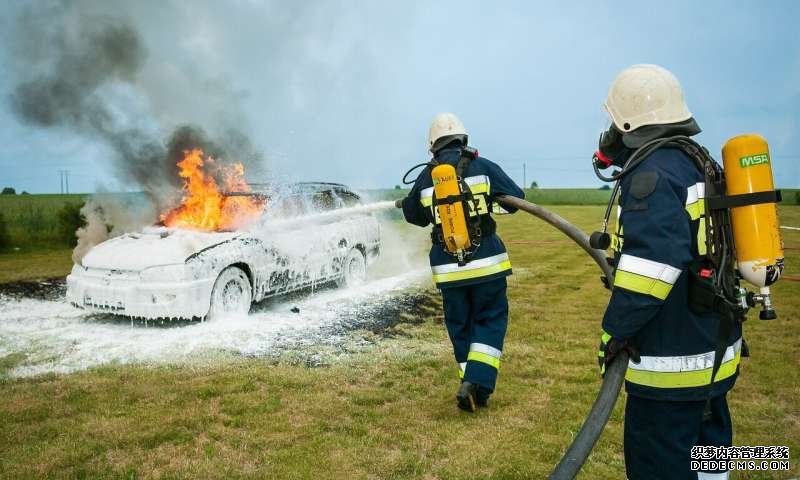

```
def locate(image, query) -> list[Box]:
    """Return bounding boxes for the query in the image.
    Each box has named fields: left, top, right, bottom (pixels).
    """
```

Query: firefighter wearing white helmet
left=397, top=113, right=524, bottom=412
left=427, top=112, right=468, bottom=152
left=605, top=64, right=693, bottom=133
left=594, top=65, right=740, bottom=479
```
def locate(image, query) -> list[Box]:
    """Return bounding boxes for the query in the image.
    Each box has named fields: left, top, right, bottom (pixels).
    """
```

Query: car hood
left=80, top=227, right=241, bottom=271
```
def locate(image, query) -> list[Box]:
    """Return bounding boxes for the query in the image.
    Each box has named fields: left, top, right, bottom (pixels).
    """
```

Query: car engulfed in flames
left=160, top=148, right=266, bottom=232
left=66, top=149, right=380, bottom=320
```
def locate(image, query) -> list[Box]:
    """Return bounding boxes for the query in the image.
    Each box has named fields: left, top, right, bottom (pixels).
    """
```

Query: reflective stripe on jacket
left=400, top=146, right=524, bottom=288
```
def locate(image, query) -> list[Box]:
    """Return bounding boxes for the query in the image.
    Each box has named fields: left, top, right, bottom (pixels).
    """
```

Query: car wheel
left=337, top=248, right=367, bottom=288
left=208, top=266, right=252, bottom=319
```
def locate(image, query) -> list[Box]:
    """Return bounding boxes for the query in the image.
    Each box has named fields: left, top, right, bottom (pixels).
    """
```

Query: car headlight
left=70, top=264, right=87, bottom=276
left=139, top=264, right=187, bottom=282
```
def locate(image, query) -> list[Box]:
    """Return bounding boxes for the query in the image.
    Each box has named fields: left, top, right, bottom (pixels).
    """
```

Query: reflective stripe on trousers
left=626, top=338, right=742, bottom=388
left=467, top=342, right=502, bottom=369
left=432, top=252, right=511, bottom=285
left=697, top=471, right=729, bottom=479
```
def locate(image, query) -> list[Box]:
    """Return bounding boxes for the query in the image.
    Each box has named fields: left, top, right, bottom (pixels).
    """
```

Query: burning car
left=66, top=149, right=380, bottom=320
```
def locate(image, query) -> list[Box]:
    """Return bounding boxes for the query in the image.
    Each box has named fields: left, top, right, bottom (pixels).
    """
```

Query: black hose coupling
left=589, top=231, right=611, bottom=250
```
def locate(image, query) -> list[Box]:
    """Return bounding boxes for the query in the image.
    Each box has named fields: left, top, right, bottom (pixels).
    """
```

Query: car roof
left=237, top=182, right=359, bottom=199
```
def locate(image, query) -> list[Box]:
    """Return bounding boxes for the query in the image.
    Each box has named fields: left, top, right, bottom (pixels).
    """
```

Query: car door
left=307, top=190, right=350, bottom=283
left=256, top=194, right=313, bottom=296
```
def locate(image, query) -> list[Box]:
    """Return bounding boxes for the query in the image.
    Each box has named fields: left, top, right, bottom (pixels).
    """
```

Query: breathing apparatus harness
left=590, top=129, right=784, bottom=418
left=402, top=146, right=489, bottom=265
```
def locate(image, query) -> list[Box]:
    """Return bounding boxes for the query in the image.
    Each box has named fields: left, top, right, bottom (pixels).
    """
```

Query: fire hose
left=494, top=195, right=612, bottom=280
left=494, top=195, right=625, bottom=480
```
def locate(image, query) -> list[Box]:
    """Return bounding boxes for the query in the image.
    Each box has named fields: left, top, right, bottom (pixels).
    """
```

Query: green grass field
left=0, top=247, right=75, bottom=283
left=1, top=205, right=798, bottom=479
left=0, top=193, right=86, bottom=249
left=1, top=189, right=798, bottom=250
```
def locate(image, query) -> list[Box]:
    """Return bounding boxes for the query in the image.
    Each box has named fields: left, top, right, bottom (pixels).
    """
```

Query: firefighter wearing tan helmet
left=594, top=64, right=784, bottom=480
left=396, top=113, right=524, bottom=412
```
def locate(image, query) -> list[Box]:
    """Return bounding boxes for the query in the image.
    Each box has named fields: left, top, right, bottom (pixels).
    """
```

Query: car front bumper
left=66, top=268, right=215, bottom=320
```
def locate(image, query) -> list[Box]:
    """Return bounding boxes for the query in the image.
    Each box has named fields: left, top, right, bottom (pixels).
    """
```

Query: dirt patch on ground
left=251, top=287, right=439, bottom=367
left=0, top=277, right=66, bottom=301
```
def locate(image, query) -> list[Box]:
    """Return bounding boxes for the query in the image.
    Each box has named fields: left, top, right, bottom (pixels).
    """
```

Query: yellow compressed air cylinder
left=432, top=164, right=470, bottom=255
left=721, top=134, right=784, bottom=287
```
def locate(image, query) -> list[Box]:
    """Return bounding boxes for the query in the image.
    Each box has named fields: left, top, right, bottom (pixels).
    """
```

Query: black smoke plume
left=6, top=2, right=263, bottom=209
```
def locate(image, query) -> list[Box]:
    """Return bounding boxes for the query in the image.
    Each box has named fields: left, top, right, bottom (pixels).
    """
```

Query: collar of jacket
left=433, top=146, right=463, bottom=165
left=622, top=118, right=702, bottom=149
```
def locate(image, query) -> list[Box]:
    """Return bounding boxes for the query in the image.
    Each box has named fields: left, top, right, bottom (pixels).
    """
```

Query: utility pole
left=58, top=169, right=70, bottom=194
left=523, top=162, right=527, bottom=188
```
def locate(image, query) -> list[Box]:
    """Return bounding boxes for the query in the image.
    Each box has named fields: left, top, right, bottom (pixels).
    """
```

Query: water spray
left=254, top=201, right=396, bottom=231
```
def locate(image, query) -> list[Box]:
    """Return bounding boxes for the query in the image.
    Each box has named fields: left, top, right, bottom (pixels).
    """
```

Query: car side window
left=272, top=195, right=308, bottom=217
left=340, top=192, right=361, bottom=208
left=312, top=191, right=338, bottom=211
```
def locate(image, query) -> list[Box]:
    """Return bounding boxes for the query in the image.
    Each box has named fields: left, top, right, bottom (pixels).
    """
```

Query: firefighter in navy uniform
left=397, top=113, right=524, bottom=412
left=595, top=65, right=742, bottom=480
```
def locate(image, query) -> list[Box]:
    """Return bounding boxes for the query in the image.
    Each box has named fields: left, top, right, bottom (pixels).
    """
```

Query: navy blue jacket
left=400, top=146, right=524, bottom=289
left=603, top=147, right=742, bottom=401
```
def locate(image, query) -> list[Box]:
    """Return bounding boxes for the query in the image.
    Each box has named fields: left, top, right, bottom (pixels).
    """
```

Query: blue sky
left=1, top=0, right=798, bottom=193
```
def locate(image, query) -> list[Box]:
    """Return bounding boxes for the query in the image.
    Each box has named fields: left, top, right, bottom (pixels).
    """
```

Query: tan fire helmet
left=428, top=113, right=468, bottom=152
left=604, top=64, right=692, bottom=132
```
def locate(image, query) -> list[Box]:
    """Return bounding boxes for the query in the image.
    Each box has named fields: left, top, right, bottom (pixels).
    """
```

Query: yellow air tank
left=721, top=134, right=784, bottom=291
left=431, top=163, right=470, bottom=257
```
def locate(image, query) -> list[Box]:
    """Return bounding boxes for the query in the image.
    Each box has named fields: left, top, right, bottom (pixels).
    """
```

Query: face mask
left=592, top=125, right=631, bottom=169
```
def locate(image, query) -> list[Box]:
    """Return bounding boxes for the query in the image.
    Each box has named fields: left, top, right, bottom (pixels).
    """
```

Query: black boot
left=456, top=381, right=478, bottom=412
left=476, top=387, right=491, bottom=408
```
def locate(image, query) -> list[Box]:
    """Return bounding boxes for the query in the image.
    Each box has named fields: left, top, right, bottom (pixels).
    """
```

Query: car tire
left=208, top=266, right=252, bottom=319
left=337, top=248, right=367, bottom=288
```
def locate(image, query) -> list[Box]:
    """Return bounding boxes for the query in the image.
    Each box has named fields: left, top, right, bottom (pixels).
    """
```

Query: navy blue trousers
left=625, top=393, right=732, bottom=480
left=441, top=277, right=509, bottom=396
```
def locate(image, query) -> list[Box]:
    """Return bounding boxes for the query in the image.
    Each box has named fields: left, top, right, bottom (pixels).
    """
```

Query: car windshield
left=241, top=183, right=361, bottom=217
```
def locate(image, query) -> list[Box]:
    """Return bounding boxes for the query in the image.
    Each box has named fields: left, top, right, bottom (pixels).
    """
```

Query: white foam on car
left=2, top=199, right=431, bottom=377
left=0, top=268, right=427, bottom=378
left=81, top=228, right=240, bottom=270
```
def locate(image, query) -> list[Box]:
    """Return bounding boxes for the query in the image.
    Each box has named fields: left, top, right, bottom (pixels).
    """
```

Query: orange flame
left=160, top=148, right=265, bottom=231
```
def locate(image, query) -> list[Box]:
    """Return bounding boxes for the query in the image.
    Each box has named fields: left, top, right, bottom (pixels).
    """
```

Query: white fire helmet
left=604, top=64, right=692, bottom=132
left=427, top=113, right=467, bottom=152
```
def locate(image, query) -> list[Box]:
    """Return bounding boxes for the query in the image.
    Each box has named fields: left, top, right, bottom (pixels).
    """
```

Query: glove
left=598, top=330, right=639, bottom=376
left=394, top=198, right=404, bottom=209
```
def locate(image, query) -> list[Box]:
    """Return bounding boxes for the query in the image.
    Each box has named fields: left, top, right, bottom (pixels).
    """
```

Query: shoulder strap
left=456, top=146, right=477, bottom=179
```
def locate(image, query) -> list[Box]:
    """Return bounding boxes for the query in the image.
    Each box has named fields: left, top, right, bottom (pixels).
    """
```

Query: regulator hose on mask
left=493, top=195, right=624, bottom=480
